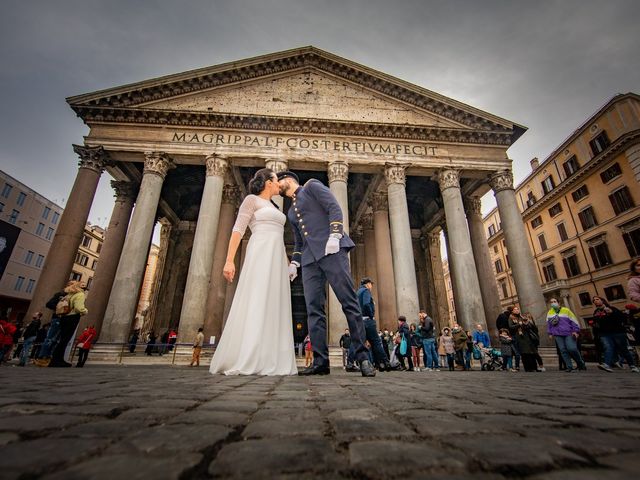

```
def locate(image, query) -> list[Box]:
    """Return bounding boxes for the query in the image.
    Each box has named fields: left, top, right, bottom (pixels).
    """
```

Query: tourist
left=31, top=323, right=48, bottom=360
left=35, top=281, right=72, bottom=366
left=592, top=296, right=639, bottom=373
left=499, top=329, right=515, bottom=371
left=419, top=311, right=439, bottom=370
left=396, top=316, right=414, bottom=371
left=546, top=297, right=586, bottom=372
left=10, top=319, right=23, bottom=360
left=356, top=277, right=392, bottom=372
left=382, top=329, right=391, bottom=359
left=75, top=325, right=97, bottom=368
left=0, top=315, right=16, bottom=365
left=464, top=330, right=474, bottom=370
left=339, top=329, right=351, bottom=367
left=410, top=323, right=422, bottom=370
left=496, top=306, right=513, bottom=333
left=190, top=327, right=205, bottom=367
left=304, top=334, right=313, bottom=367
left=451, top=323, right=467, bottom=370
left=440, top=327, right=455, bottom=371
left=18, top=312, right=41, bottom=367
left=168, top=329, right=178, bottom=351
left=628, top=259, right=640, bottom=342
left=472, top=323, right=491, bottom=367
left=49, top=280, right=88, bottom=368
left=514, top=313, right=540, bottom=372
left=128, top=329, right=139, bottom=353
left=507, top=306, right=523, bottom=371
left=145, top=330, right=157, bottom=356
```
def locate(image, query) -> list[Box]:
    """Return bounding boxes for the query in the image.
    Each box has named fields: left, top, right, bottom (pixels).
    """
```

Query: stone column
left=371, top=192, right=398, bottom=331
left=178, top=155, right=229, bottom=343
left=351, top=227, right=365, bottom=287
left=265, top=159, right=287, bottom=210
left=145, top=218, right=173, bottom=333
left=490, top=170, right=547, bottom=334
left=437, top=169, right=486, bottom=331
left=426, top=231, right=450, bottom=331
left=419, top=233, right=436, bottom=319
left=412, top=232, right=429, bottom=312
left=81, top=180, right=137, bottom=336
left=385, top=163, right=420, bottom=322
left=326, top=161, right=350, bottom=345
left=101, top=152, right=175, bottom=343
left=442, top=227, right=460, bottom=322
left=26, top=145, right=108, bottom=321
left=361, top=213, right=379, bottom=303
left=465, top=196, right=502, bottom=335
left=205, top=184, right=240, bottom=341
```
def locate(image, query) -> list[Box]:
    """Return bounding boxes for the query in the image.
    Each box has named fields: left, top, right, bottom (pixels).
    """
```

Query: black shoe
left=359, top=360, right=376, bottom=377
left=345, top=364, right=359, bottom=373
left=298, top=365, right=330, bottom=376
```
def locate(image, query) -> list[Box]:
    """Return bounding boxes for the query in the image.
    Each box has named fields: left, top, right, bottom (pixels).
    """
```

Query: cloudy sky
left=1, top=0, right=639, bottom=229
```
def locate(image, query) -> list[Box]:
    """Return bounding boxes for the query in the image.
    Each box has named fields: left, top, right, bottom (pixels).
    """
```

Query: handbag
left=399, top=335, right=408, bottom=356
left=472, top=346, right=482, bottom=360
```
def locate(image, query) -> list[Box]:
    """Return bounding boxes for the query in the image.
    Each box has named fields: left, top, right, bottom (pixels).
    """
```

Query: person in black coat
left=496, top=306, right=513, bottom=332
left=396, top=316, right=414, bottom=371
left=593, top=296, right=639, bottom=372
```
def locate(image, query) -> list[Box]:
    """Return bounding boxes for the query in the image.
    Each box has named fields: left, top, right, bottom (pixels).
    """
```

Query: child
left=499, top=328, right=515, bottom=371
left=439, top=328, right=455, bottom=371
left=303, top=334, right=313, bottom=367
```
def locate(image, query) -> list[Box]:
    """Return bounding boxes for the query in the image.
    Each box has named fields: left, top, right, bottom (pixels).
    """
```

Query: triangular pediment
left=137, top=70, right=463, bottom=128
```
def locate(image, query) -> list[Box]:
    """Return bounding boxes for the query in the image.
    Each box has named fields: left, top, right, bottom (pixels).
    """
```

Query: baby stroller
left=481, top=347, right=503, bottom=371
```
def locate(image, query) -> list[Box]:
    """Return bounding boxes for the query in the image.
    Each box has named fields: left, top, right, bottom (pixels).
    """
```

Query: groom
left=278, top=171, right=376, bottom=377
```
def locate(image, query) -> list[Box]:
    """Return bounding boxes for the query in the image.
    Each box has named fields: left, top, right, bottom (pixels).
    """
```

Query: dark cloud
left=1, top=0, right=638, bottom=225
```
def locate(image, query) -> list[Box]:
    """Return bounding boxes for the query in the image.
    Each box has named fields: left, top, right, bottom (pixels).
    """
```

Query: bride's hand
left=223, top=261, right=235, bottom=283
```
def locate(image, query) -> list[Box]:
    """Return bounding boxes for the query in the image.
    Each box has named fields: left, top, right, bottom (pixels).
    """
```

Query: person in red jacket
left=0, top=317, right=17, bottom=365
left=75, top=325, right=97, bottom=368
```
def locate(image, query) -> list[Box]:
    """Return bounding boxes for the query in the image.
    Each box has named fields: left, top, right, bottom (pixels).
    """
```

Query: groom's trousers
left=302, top=249, right=368, bottom=367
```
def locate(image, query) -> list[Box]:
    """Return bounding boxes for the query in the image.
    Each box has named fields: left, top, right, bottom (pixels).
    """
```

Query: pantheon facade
left=26, top=47, right=546, bottom=346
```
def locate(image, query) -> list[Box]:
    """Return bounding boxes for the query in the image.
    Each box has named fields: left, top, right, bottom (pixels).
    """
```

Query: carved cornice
left=265, top=159, right=288, bottom=173
left=110, top=180, right=138, bottom=202
left=205, top=154, right=229, bottom=177
left=464, top=196, right=482, bottom=216
left=327, top=161, right=349, bottom=183
left=370, top=192, right=388, bottom=212
left=143, top=152, right=175, bottom=178
left=222, top=185, right=240, bottom=205
left=437, top=168, right=460, bottom=191
left=489, top=170, right=514, bottom=193
left=69, top=50, right=516, bottom=134
left=384, top=163, right=408, bottom=186
left=73, top=144, right=109, bottom=173
left=71, top=106, right=514, bottom=146
left=361, top=212, right=374, bottom=230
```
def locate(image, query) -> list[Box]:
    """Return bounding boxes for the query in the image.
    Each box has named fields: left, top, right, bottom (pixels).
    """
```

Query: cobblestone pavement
left=1, top=365, right=640, bottom=479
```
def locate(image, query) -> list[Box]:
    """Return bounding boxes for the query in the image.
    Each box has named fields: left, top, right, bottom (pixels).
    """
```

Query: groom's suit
left=287, top=179, right=369, bottom=367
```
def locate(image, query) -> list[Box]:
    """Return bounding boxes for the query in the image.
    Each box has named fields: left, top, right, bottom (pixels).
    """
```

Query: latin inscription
left=171, top=132, right=437, bottom=156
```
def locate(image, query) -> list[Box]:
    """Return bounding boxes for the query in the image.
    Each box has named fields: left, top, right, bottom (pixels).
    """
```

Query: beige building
left=483, top=92, right=640, bottom=325
left=71, top=224, right=105, bottom=290
left=136, top=243, right=160, bottom=317
left=442, top=259, right=456, bottom=327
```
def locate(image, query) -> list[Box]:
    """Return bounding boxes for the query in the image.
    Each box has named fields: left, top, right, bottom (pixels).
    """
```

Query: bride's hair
left=248, top=168, right=275, bottom=195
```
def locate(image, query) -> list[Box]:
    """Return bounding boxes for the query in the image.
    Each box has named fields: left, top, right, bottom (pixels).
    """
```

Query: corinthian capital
left=361, top=212, right=374, bottom=230
left=427, top=231, right=441, bottom=248
left=370, top=192, right=388, bottom=212
left=205, top=154, right=229, bottom=178
left=327, top=161, right=349, bottom=183
left=384, top=163, right=408, bottom=186
left=143, top=152, right=175, bottom=178
left=437, top=168, right=460, bottom=191
left=73, top=144, right=109, bottom=173
left=222, top=185, right=240, bottom=205
left=265, top=159, right=288, bottom=173
left=489, top=170, right=514, bottom=193
left=111, top=180, right=138, bottom=203
left=464, top=196, right=482, bottom=216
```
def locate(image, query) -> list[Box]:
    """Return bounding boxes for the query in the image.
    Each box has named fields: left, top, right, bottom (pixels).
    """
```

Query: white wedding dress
left=209, top=195, right=298, bottom=376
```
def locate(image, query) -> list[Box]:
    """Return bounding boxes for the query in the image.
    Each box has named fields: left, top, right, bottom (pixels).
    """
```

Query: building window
left=499, top=280, right=508, bottom=299
left=35, top=254, right=44, bottom=268
left=9, top=209, right=19, bottom=224
left=578, top=292, right=592, bottom=307
left=578, top=206, right=598, bottom=230
left=588, top=241, right=613, bottom=269
left=70, top=271, right=82, bottom=281
left=505, top=254, right=510, bottom=268
left=25, top=279, right=35, bottom=294
left=36, top=222, right=44, bottom=235
left=91, top=259, right=98, bottom=270
left=96, top=243, right=102, bottom=254
left=45, top=227, right=54, bottom=240
left=600, top=163, right=622, bottom=183
left=531, top=216, right=543, bottom=229
left=541, top=175, right=555, bottom=195
left=82, top=235, right=92, bottom=248
left=0, top=202, right=3, bottom=212
left=75, top=253, right=89, bottom=267
left=548, top=203, right=563, bottom=217
left=538, top=233, right=548, bottom=251
left=25, top=250, right=34, bottom=265
left=562, top=251, right=581, bottom=277
left=43, top=206, right=51, bottom=219
left=590, top=130, right=610, bottom=156
left=604, top=285, right=625, bottom=301
left=622, top=224, right=640, bottom=257
left=526, top=191, right=537, bottom=207
left=609, top=187, right=635, bottom=215
left=542, top=262, right=557, bottom=282
left=14, top=276, right=25, bottom=291
left=557, top=222, right=569, bottom=241
left=488, top=224, right=496, bottom=237
left=562, top=155, right=580, bottom=178
left=1, top=183, right=12, bottom=198
left=17, top=192, right=27, bottom=206
left=86, top=277, right=93, bottom=290
left=572, top=185, right=589, bottom=202
left=495, top=259, right=504, bottom=273
left=52, top=212, right=60, bottom=224
left=493, top=245, right=499, bottom=254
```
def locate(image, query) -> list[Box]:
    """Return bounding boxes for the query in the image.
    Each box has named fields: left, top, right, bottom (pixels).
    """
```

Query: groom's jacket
left=288, top=179, right=355, bottom=267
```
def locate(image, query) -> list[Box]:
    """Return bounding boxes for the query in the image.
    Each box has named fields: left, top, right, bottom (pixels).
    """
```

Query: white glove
left=325, top=235, right=340, bottom=255
left=288, top=262, right=298, bottom=282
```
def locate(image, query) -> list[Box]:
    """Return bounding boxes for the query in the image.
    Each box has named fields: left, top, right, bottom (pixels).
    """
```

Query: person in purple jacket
left=546, top=297, right=586, bottom=372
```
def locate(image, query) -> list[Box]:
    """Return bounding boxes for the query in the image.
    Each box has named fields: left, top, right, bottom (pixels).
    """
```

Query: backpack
left=55, top=295, right=72, bottom=316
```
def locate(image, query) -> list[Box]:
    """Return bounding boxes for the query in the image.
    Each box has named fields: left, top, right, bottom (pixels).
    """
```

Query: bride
left=209, top=168, right=297, bottom=375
